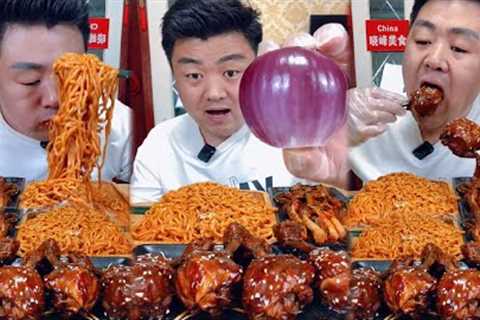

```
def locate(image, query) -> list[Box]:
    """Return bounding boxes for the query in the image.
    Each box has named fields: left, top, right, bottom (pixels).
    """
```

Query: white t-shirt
left=130, top=114, right=299, bottom=203
left=0, top=100, right=133, bottom=182
left=350, top=95, right=480, bottom=181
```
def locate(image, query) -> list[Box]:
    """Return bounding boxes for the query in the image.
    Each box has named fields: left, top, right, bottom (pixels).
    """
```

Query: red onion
left=239, top=46, right=348, bottom=148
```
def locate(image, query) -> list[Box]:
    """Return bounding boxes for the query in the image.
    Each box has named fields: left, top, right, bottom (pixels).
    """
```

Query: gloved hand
left=348, top=87, right=408, bottom=146
left=280, top=24, right=354, bottom=186
left=282, top=123, right=349, bottom=188
left=258, top=39, right=280, bottom=56
left=313, top=23, right=355, bottom=86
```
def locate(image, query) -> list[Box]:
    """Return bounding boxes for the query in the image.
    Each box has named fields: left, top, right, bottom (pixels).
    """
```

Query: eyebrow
left=414, top=19, right=480, bottom=41
left=413, top=19, right=435, bottom=31
left=176, top=53, right=248, bottom=65
left=10, top=62, right=44, bottom=70
left=450, top=27, right=480, bottom=41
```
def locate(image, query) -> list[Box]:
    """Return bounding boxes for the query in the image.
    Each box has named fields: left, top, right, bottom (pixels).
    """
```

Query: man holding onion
left=284, top=0, right=480, bottom=186
left=130, top=0, right=351, bottom=202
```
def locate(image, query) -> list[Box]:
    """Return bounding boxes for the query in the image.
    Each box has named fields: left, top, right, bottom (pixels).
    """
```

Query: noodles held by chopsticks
left=20, top=53, right=118, bottom=209
left=132, top=182, right=277, bottom=243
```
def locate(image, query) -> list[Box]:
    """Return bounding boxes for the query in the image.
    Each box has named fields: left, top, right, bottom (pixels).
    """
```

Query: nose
left=41, top=74, right=59, bottom=109
left=205, top=76, right=227, bottom=102
left=424, top=42, right=449, bottom=72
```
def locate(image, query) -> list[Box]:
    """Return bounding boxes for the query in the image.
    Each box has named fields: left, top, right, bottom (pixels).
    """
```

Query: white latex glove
left=348, top=87, right=408, bottom=146
left=281, top=24, right=354, bottom=187
left=313, top=23, right=355, bottom=86
left=283, top=123, right=349, bottom=189
left=258, top=39, right=280, bottom=56
left=282, top=32, right=318, bottom=49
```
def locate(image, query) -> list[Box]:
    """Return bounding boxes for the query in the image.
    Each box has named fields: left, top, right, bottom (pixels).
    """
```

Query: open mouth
left=206, top=109, right=230, bottom=115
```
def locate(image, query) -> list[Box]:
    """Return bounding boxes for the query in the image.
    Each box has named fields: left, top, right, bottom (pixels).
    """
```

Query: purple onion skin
left=239, top=46, right=347, bottom=148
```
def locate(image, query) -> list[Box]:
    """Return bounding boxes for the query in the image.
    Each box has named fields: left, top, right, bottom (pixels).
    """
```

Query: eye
left=186, top=73, right=202, bottom=80
left=451, top=46, right=468, bottom=53
left=224, top=70, right=241, bottom=79
left=415, top=40, right=431, bottom=46
left=21, top=80, right=41, bottom=86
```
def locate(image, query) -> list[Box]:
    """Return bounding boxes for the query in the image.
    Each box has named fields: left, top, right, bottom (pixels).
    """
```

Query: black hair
left=161, top=0, right=262, bottom=63
left=410, top=0, right=480, bottom=23
left=0, top=0, right=90, bottom=52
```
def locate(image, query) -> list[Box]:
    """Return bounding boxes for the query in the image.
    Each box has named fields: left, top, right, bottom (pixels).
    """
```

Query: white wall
left=103, top=0, right=123, bottom=68
left=351, top=0, right=373, bottom=88
left=147, top=0, right=175, bottom=124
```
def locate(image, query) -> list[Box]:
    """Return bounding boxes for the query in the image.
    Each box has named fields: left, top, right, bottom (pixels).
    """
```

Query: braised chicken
left=462, top=242, right=480, bottom=266
left=175, top=240, right=242, bottom=317
left=347, top=268, right=382, bottom=320
left=441, top=118, right=480, bottom=178
left=383, top=257, right=436, bottom=317
left=22, top=239, right=100, bottom=317
left=420, top=243, right=480, bottom=320
left=44, top=254, right=99, bottom=316
left=441, top=118, right=480, bottom=158
left=275, top=184, right=346, bottom=245
left=408, top=84, right=443, bottom=117
left=224, top=222, right=272, bottom=264
left=0, top=211, right=16, bottom=239
left=273, top=221, right=315, bottom=253
left=102, top=254, right=175, bottom=320
left=308, top=247, right=382, bottom=319
left=0, top=241, right=45, bottom=320
left=0, top=238, right=19, bottom=264
left=0, top=266, right=45, bottom=320
left=0, top=178, right=17, bottom=210
left=223, top=222, right=316, bottom=320
left=242, top=254, right=315, bottom=320
left=436, top=269, right=480, bottom=319
left=309, top=248, right=351, bottom=310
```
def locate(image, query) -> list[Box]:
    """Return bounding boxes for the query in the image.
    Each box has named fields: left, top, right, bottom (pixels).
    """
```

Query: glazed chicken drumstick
left=224, top=223, right=315, bottom=320
left=407, top=84, right=443, bottom=117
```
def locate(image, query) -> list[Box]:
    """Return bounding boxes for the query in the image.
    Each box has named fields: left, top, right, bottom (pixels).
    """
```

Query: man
left=131, top=0, right=343, bottom=202
left=285, top=0, right=480, bottom=184
left=0, top=0, right=133, bottom=182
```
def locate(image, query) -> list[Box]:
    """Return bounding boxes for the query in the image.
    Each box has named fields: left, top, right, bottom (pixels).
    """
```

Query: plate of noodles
left=343, top=172, right=460, bottom=231
left=131, top=182, right=278, bottom=245
left=347, top=210, right=466, bottom=261
left=0, top=177, right=24, bottom=211
left=16, top=200, right=133, bottom=257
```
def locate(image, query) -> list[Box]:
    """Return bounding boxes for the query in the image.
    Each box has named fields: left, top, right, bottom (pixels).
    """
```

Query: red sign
left=366, top=19, right=409, bottom=52
left=88, top=18, right=110, bottom=49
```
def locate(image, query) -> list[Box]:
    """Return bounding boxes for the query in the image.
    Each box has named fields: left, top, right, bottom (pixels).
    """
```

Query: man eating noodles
left=0, top=0, right=133, bottom=183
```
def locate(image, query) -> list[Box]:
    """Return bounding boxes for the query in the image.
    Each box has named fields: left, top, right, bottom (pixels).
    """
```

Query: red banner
left=88, top=18, right=110, bottom=49
left=366, top=19, right=409, bottom=52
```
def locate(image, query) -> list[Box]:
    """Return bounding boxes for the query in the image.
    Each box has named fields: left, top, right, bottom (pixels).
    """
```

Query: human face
left=0, top=24, right=85, bottom=141
left=171, top=32, right=256, bottom=146
left=403, top=0, right=480, bottom=139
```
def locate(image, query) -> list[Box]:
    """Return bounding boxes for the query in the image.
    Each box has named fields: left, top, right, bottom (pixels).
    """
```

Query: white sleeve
left=129, top=135, right=165, bottom=204
left=109, top=100, right=133, bottom=182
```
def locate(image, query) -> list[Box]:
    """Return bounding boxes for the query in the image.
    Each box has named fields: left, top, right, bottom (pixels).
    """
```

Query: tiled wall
left=247, top=0, right=350, bottom=44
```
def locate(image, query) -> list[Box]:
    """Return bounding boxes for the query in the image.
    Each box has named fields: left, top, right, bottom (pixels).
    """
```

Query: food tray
left=133, top=243, right=390, bottom=320
left=1, top=177, right=25, bottom=212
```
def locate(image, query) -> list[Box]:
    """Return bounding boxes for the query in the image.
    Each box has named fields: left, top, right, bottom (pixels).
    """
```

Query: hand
left=348, top=87, right=407, bottom=146
left=282, top=124, right=350, bottom=188
left=313, top=23, right=355, bottom=86
left=281, top=23, right=355, bottom=86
